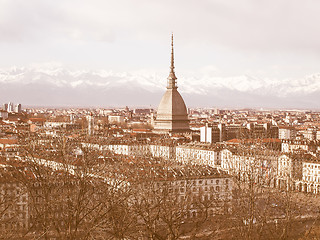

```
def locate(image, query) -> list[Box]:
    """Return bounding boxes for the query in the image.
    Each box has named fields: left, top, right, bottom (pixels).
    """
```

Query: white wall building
left=108, top=115, right=125, bottom=124
left=281, top=140, right=309, bottom=153
left=220, top=148, right=279, bottom=186
left=7, top=102, right=14, bottom=113
left=136, top=166, right=233, bottom=217
left=302, top=160, right=320, bottom=193
left=279, top=127, right=296, bottom=140
left=149, top=144, right=175, bottom=159
left=175, top=145, right=220, bottom=167
left=15, top=103, right=22, bottom=113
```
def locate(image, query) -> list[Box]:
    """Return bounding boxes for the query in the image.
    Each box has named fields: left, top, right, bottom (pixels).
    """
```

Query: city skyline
left=1, top=0, right=320, bottom=108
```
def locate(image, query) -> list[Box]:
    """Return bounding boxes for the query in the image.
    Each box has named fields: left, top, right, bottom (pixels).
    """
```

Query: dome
left=157, top=89, right=188, bottom=121
left=153, top=34, right=190, bottom=133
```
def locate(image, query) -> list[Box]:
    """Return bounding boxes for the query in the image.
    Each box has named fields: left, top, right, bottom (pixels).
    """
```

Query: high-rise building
left=7, top=102, right=14, bottom=112
left=279, top=127, right=296, bottom=140
left=86, top=114, right=94, bottom=135
left=153, top=34, right=190, bottom=134
left=3, top=103, right=8, bottom=111
left=200, top=123, right=226, bottom=143
left=15, top=103, right=22, bottom=113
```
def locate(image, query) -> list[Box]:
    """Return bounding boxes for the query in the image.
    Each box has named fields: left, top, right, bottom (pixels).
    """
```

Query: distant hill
left=0, top=67, right=319, bottom=109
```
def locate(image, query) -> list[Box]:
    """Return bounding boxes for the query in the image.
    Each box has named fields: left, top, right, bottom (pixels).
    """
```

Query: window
left=216, top=180, right=220, bottom=184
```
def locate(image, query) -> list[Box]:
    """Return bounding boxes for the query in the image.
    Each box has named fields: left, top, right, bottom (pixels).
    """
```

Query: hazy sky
left=1, top=0, right=320, bottom=108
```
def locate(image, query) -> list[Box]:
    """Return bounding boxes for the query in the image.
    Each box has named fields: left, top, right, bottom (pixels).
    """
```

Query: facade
left=220, top=148, right=279, bottom=186
left=149, top=144, right=175, bottom=159
left=302, top=128, right=317, bottom=141
left=2, top=103, right=8, bottom=111
left=277, top=154, right=303, bottom=189
left=201, top=122, right=278, bottom=143
left=153, top=35, right=190, bottom=134
left=86, top=142, right=221, bottom=166
left=0, top=164, right=29, bottom=236
left=86, top=114, right=94, bottom=135
left=224, top=124, right=244, bottom=140
left=302, top=160, right=320, bottom=193
left=279, top=127, right=296, bottom=140
left=175, top=144, right=220, bottom=167
left=281, top=140, right=315, bottom=153
left=220, top=149, right=235, bottom=174
left=7, top=102, right=14, bottom=113
left=15, top=103, right=22, bottom=113
left=108, top=115, right=125, bottom=124
left=134, top=165, right=233, bottom=218
left=200, top=123, right=224, bottom=143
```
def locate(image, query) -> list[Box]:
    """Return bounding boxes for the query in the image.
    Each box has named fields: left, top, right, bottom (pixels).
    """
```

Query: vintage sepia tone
left=1, top=1, right=320, bottom=240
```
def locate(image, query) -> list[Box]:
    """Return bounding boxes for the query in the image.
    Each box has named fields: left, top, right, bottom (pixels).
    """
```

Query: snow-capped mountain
left=0, top=67, right=319, bottom=108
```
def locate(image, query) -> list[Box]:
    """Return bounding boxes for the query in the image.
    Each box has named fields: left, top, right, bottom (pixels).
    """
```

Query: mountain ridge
left=0, top=67, right=319, bottom=108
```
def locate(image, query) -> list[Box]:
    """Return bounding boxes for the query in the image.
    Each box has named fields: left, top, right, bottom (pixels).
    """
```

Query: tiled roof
left=0, top=138, right=18, bottom=145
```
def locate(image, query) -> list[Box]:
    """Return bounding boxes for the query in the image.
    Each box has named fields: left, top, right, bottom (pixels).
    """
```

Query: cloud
left=0, top=0, right=116, bottom=43
left=1, top=0, right=320, bottom=53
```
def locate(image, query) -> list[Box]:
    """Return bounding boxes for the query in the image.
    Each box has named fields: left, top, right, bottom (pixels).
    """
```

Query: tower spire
left=167, top=33, right=177, bottom=89
left=170, top=33, right=175, bottom=75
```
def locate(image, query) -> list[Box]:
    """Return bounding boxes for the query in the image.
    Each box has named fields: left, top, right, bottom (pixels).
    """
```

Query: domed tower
left=153, top=34, right=190, bottom=133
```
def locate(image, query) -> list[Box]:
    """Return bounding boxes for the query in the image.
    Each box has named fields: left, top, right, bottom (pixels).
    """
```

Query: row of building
left=0, top=151, right=233, bottom=237
left=200, top=122, right=279, bottom=143
left=85, top=141, right=320, bottom=194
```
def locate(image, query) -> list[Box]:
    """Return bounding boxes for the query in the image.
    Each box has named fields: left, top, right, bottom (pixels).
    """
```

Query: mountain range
left=0, top=67, right=319, bottom=109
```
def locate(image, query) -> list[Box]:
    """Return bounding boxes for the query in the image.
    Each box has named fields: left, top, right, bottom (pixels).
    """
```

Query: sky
left=1, top=0, right=320, bottom=108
